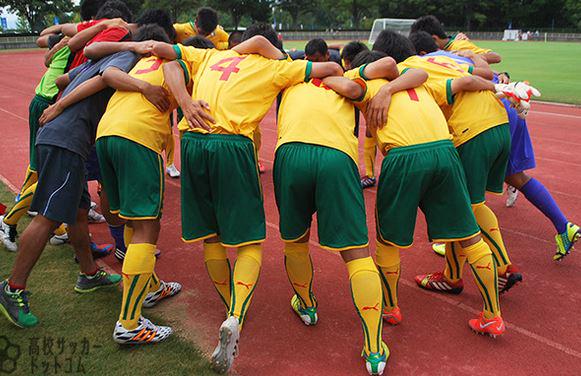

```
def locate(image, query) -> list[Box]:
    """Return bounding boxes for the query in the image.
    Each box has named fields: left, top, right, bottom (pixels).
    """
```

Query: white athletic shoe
left=506, top=185, right=519, bottom=207
left=27, top=210, right=38, bottom=217
left=88, top=202, right=106, bottom=223
left=166, top=164, right=180, bottom=178
left=0, top=216, right=18, bottom=252
left=211, top=316, right=240, bottom=374
left=49, top=233, right=69, bottom=246
left=113, top=316, right=172, bottom=345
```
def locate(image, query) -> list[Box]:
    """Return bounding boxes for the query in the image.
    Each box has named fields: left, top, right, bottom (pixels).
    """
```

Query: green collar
left=443, top=34, right=457, bottom=50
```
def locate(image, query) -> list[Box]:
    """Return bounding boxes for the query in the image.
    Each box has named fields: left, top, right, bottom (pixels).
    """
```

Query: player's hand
left=132, top=41, right=155, bottom=56
left=142, top=83, right=171, bottom=112
left=39, top=103, right=64, bottom=126
left=182, top=99, right=215, bottom=131
left=365, top=84, right=393, bottom=131
left=101, top=18, right=129, bottom=30
left=455, top=32, right=470, bottom=40
left=454, top=49, right=475, bottom=58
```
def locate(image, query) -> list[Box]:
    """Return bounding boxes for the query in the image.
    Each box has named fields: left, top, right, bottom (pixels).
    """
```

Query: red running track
left=1, top=51, right=580, bottom=375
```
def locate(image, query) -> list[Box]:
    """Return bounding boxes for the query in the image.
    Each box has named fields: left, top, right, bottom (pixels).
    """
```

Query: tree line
left=2, top=0, right=580, bottom=33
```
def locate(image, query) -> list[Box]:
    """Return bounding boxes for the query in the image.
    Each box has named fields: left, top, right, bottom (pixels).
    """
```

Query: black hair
left=305, top=38, right=328, bottom=57
left=95, top=0, right=132, bottom=23
left=228, top=30, right=244, bottom=48
left=372, top=30, right=416, bottom=63
left=48, top=33, right=65, bottom=49
left=196, top=7, right=218, bottom=35
left=183, top=36, right=215, bottom=49
left=242, top=23, right=282, bottom=50
left=340, top=41, right=369, bottom=64
left=351, top=50, right=388, bottom=68
left=133, top=24, right=170, bottom=43
left=136, top=9, right=176, bottom=42
left=80, top=0, right=105, bottom=21
left=409, top=31, right=439, bottom=54
left=410, top=15, right=447, bottom=39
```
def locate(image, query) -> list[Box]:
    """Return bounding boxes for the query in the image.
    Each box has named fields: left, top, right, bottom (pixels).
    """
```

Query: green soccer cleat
left=74, top=269, right=122, bottom=293
left=554, top=222, right=580, bottom=261
left=291, top=294, right=318, bottom=326
left=362, top=341, right=390, bottom=375
left=0, top=280, right=38, bottom=328
left=432, top=243, right=445, bottom=257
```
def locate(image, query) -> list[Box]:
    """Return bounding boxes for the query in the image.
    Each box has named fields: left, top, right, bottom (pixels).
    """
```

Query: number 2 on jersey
left=135, top=57, right=163, bottom=75
left=210, top=56, right=246, bottom=81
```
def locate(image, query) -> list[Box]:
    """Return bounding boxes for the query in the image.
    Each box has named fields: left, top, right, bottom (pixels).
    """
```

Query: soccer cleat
left=88, top=202, right=106, bottom=223
left=497, top=264, right=522, bottom=294
left=166, top=163, right=181, bottom=178
left=360, top=176, right=376, bottom=189
left=74, top=269, right=122, bottom=293
left=27, top=210, right=38, bottom=217
left=469, top=312, right=505, bottom=338
left=290, top=294, right=318, bottom=326
left=362, top=341, right=389, bottom=375
left=143, top=281, right=182, bottom=308
left=0, top=216, right=18, bottom=252
left=211, top=316, right=240, bottom=374
left=554, top=222, right=580, bottom=261
left=382, top=306, right=402, bottom=326
left=415, top=272, right=464, bottom=294
left=505, top=185, right=519, bottom=207
left=49, top=232, right=69, bottom=246
left=0, top=280, right=38, bottom=328
left=432, top=243, right=445, bottom=257
left=113, top=316, right=173, bottom=345
left=90, top=242, right=113, bottom=259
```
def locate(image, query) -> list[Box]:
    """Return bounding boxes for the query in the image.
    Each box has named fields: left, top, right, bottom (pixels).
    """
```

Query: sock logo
left=361, top=303, right=380, bottom=312
left=489, top=228, right=500, bottom=232
left=385, top=270, right=399, bottom=275
left=213, top=279, right=229, bottom=286
left=293, top=282, right=309, bottom=289
left=236, top=281, right=254, bottom=290
left=476, top=262, right=492, bottom=271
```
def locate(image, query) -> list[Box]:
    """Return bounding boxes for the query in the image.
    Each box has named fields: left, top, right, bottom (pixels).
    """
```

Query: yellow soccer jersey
left=173, top=22, right=229, bottom=49
left=444, top=35, right=491, bottom=55
left=97, top=56, right=190, bottom=154
left=398, top=55, right=508, bottom=147
left=345, top=68, right=450, bottom=152
left=277, top=78, right=364, bottom=163
left=176, top=46, right=310, bottom=138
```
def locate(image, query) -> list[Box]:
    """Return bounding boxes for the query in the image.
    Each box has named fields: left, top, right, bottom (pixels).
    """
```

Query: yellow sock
left=124, top=225, right=134, bottom=248
left=346, top=256, right=383, bottom=355
left=18, top=166, right=37, bottom=197
left=229, top=244, right=262, bottom=327
left=375, top=242, right=400, bottom=310
left=443, top=242, right=467, bottom=282
left=465, top=240, right=501, bottom=319
left=119, top=243, right=156, bottom=330
left=204, top=242, right=232, bottom=309
left=4, top=183, right=36, bottom=226
left=473, top=204, right=511, bottom=274
left=53, top=223, right=67, bottom=236
left=148, top=272, right=161, bottom=293
left=363, top=136, right=377, bottom=178
left=166, top=130, right=175, bottom=166
left=284, top=242, right=316, bottom=308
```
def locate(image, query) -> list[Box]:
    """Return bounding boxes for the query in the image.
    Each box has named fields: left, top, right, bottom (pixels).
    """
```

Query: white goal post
left=368, top=18, right=416, bottom=45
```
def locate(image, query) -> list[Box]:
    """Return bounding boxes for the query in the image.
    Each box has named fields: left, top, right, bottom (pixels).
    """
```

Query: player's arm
left=39, top=76, right=107, bottom=125
left=44, top=37, right=70, bottom=67
left=162, top=61, right=215, bottom=131
left=150, top=42, right=180, bottom=60
left=232, top=35, right=285, bottom=59
left=55, top=73, right=71, bottom=91
left=450, top=75, right=495, bottom=94
left=454, top=50, right=494, bottom=80
left=84, top=40, right=154, bottom=60
left=36, top=35, right=50, bottom=48
left=69, top=19, right=128, bottom=53
left=310, top=62, right=344, bottom=79
left=101, top=67, right=170, bottom=112
left=366, top=68, right=429, bottom=130
left=360, top=57, right=399, bottom=80
left=481, top=52, right=502, bottom=64
left=322, top=76, right=365, bottom=100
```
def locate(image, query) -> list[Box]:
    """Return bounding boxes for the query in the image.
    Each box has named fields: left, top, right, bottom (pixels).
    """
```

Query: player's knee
left=459, top=234, right=482, bottom=248
left=505, top=172, right=531, bottom=189
left=463, top=239, right=492, bottom=264
left=238, top=243, right=263, bottom=267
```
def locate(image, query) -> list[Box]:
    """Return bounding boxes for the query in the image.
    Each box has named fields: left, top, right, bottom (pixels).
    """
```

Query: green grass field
left=0, top=184, right=213, bottom=375
left=285, top=40, right=581, bottom=104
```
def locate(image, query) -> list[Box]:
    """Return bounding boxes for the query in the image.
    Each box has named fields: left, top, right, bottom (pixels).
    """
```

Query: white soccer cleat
left=506, top=185, right=519, bottom=207
left=49, top=233, right=69, bottom=246
left=166, top=164, right=180, bottom=178
left=88, top=202, right=106, bottom=223
left=211, top=316, right=240, bottom=374
left=495, top=82, right=541, bottom=119
left=0, top=215, right=18, bottom=252
left=142, top=281, right=182, bottom=308
left=113, top=316, right=172, bottom=345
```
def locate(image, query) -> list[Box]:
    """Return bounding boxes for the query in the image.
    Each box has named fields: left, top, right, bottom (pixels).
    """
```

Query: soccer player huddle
left=0, top=0, right=578, bottom=373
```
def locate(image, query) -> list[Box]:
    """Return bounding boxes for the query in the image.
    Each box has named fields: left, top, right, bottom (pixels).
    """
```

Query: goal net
left=368, top=18, right=416, bottom=45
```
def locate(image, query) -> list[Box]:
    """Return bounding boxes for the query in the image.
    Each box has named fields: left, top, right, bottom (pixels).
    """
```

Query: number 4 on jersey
left=210, top=56, right=246, bottom=81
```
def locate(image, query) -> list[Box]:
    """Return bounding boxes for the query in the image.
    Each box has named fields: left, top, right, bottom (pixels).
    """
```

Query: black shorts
left=30, top=145, right=91, bottom=224
left=86, top=146, right=101, bottom=182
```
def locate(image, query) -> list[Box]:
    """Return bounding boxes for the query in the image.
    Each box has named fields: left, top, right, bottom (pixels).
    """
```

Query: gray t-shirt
left=36, top=51, right=139, bottom=159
